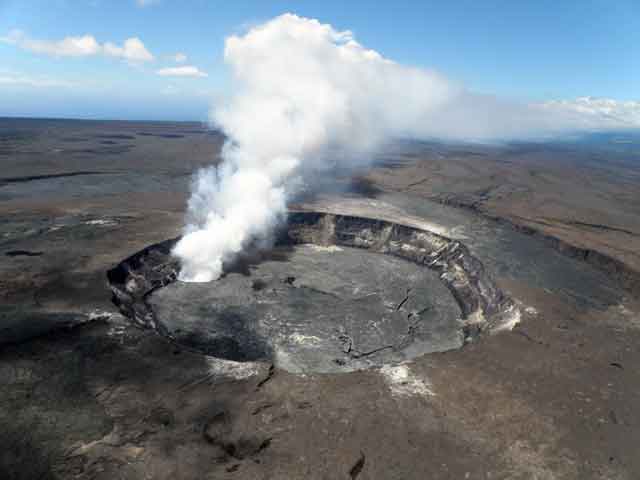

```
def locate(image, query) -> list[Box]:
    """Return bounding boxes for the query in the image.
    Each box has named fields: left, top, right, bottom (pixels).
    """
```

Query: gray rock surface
left=152, top=244, right=463, bottom=373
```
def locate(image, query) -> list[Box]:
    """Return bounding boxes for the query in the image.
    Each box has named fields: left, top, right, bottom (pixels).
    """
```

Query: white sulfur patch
left=413, top=221, right=454, bottom=239
left=206, top=357, right=262, bottom=380
left=107, top=324, right=126, bottom=337
left=84, top=219, right=118, bottom=227
left=495, top=304, right=522, bottom=331
left=88, top=310, right=113, bottom=321
left=380, top=364, right=435, bottom=397
left=288, top=332, right=323, bottom=345
left=306, top=244, right=343, bottom=253
left=486, top=303, right=523, bottom=333
left=465, top=309, right=486, bottom=325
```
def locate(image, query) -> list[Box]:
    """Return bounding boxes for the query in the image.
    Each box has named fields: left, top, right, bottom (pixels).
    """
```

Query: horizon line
left=0, top=114, right=209, bottom=124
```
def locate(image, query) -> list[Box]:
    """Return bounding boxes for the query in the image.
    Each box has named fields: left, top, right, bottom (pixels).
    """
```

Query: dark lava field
left=1, top=118, right=640, bottom=479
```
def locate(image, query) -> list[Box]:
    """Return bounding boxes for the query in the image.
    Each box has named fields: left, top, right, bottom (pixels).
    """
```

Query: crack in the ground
left=349, top=344, right=394, bottom=359
left=5, top=250, right=44, bottom=257
left=397, top=309, right=426, bottom=350
left=294, top=285, right=343, bottom=300
left=337, top=327, right=394, bottom=360
left=395, top=288, right=412, bottom=311
left=541, top=217, right=639, bottom=237
left=0, top=171, right=115, bottom=185
left=404, top=177, right=430, bottom=188
left=251, top=403, right=274, bottom=416
left=255, top=364, right=275, bottom=391
left=349, top=451, right=366, bottom=479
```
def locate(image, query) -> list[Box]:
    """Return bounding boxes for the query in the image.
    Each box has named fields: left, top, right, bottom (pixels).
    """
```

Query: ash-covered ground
left=1, top=118, right=640, bottom=479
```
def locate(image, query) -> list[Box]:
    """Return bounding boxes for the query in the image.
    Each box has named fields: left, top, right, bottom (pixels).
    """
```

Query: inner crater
left=108, top=211, right=516, bottom=373
left=150, top=244, right=463, bottom=373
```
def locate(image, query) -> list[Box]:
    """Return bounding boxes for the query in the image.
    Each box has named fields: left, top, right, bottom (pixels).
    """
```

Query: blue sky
left=0, top=0, right=638, bottom=121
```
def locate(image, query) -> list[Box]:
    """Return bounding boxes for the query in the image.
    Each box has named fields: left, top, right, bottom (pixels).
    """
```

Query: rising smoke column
left=173, top=13, right=640, bottom=282
left=173, top=13, right=456, bottom=282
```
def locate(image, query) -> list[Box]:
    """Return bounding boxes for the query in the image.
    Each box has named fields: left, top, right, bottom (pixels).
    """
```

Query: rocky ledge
left=107, top=210, right=518, bottom=362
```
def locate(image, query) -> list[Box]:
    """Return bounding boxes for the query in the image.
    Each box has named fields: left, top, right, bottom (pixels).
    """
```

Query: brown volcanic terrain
left=366, top=139, right=640, bottom=292
left=1, top=119, right=639, bottom=479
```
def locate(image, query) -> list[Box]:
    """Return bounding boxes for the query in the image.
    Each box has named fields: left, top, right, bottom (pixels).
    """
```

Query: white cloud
left=173, top=52, right=187, bottom=63
left=103, top=37, right=153, bottom=62
left=2, top=30, right=100, bottom=57
left=0, top=72, right=76, bottom=88
left=156, top=65, right=208, bottom=77
left=541, top=97, right=640, bottom=129
left=136, top=0, right=160, bottom=6
left=1, top=29, right=154, bottom=63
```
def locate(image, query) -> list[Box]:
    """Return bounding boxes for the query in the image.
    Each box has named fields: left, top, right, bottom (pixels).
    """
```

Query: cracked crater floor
left=150, top=244, right=463, bottom=373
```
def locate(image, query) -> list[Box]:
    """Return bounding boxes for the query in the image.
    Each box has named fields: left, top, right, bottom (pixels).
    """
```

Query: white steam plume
left=173, top=13, right=639, bottom=283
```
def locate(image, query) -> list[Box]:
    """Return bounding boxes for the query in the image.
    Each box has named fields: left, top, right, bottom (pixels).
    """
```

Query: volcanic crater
left=108, top=211, right=517, bottom=373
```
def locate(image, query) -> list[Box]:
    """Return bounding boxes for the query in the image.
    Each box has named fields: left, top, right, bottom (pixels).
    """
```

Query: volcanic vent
left=108, top=211, right=516, bottom=373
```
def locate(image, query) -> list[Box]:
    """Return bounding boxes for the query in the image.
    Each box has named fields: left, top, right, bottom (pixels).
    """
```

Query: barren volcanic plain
left=1, top=118, right=640, bottom=479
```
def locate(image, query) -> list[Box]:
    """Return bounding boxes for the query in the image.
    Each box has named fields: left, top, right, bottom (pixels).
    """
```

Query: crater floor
left=150, top=244, right=463, bottom=373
